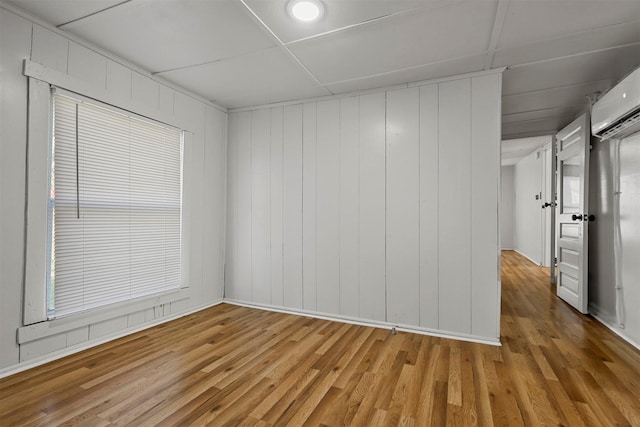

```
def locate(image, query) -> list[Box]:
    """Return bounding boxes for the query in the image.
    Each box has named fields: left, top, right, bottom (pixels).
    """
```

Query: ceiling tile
left=494, top=20, right=640, bottom=68
left=498, top=0, right=640, bottom=50
left=158, top=48, right=330, bottom=109
left=5, top=0, right=122, bottom=26
left=502, top=44, right=640, bottom=96
left=325, top=54, right=486, bottom=94
left=502, top=80, right=615, bottom=115
left=61, top=0, right=276, bottom=73
left=503, top=116, right=577, bottom=138
left=502, top=106, right=583, bottom=124
left=288, top=0, right=497, bottom=84
left=245, top=0, right=434, bottom=43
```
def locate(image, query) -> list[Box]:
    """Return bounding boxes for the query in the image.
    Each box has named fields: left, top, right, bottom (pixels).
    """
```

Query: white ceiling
left=6, top=0, right=640, bottom=139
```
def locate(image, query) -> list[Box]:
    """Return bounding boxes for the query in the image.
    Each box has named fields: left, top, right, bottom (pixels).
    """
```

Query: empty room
left=1, top=0, right=639, bottom=425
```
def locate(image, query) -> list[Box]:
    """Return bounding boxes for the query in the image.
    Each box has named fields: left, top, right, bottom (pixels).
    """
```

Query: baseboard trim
left=512, top=249, right=542, bottom=266
left=224, top=299, right=501, bottom=347
left=0, top=299, right=224, bottom=380
left=590, top=310, right=640, bottom=351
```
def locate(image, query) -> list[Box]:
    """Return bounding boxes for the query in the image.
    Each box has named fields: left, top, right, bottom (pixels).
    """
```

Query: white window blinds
left=49, top=92, right=183, bottom=318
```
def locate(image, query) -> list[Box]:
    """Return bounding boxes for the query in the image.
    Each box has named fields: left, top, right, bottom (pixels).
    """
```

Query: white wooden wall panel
left=386, top=87, right=420, bottom=326
left=0, top=9, right=32, bottom=367
left=5, top=8, right=227, bottom=370
left=174, top=92, right=204, bottom=131
left=68, top=42, right=106, bottom=89
left=358, top=93, right=386, bottom=322
left=316, top=100, right=341, bottom=315
left=302, top=103, right=317, bottom=311
left=159, top=86, right=175, bottom=116
left=131, top=72, right=159, bottom=113
left=106, top=60, right=132, bottom=102
left=270, top=107, right=284, bottom=306
left=203, top=107, right=226, bottom=302
left=419, top=84, right=440, bottom=329
left=339, top=97, right=360, bottom=317
left=66, top=326, right=89, bottom=346
left=31, top=25, right=68, bottom=73
left=181, top=133, right=193, bottom=294
left=226, top=113, right=239, bottom=300
left=251, top=109, right=272, bottom=305
left=282, top=105, right=304, bottom=308
left=223, top=73, right=502, bottom=343
left=236, top=112, right=253, bottom=301
left=471, top=75, right=501, bottom=338
left=438, top=79, right=472, bottom=334
left=189, top=130, right=206, bottom=302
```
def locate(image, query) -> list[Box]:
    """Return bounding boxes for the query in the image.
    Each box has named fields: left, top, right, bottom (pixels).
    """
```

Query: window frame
left=46, top=88, right=185, bottom=319
left=22, top=65, right=193, bottom=331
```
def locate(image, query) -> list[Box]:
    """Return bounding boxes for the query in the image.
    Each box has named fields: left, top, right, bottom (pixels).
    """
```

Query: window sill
left=17, top=287, right=191, bottom=344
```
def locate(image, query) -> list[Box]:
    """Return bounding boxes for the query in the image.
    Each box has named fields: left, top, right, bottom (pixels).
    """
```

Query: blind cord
left=75, top=103, right=80, bottom=220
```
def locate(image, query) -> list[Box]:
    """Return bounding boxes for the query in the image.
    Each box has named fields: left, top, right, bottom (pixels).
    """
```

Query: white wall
left=590, top=132, right=640, bottom=347
left=0, top=6, right=226, bottom=371
left=513, top=150, right=542, bottom=264
left=226, top=73, right=502, bottom=342
left=501, top=166, right=515, bottom=249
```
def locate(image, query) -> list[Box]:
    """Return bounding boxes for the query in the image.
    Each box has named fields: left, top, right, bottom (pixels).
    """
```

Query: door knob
left=571, top=214, right=583, bottom=221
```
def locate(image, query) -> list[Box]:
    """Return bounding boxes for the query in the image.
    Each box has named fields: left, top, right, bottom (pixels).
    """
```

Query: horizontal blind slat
left=51, top=93, right=182, bottom=317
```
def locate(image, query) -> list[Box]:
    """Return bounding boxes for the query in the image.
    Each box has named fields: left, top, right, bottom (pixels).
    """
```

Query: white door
left=556, top=113, right=591, bottom=314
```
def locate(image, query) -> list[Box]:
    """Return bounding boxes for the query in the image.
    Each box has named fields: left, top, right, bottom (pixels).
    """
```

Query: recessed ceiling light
left=288, top=0, right=324, bottom=22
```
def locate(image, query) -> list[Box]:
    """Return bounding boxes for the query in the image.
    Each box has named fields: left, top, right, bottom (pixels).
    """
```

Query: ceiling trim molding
left=0, top=1, right=227, bottom=113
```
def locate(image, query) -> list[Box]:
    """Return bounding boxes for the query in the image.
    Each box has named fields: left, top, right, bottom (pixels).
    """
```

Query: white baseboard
left=224, top=299, right=501, bottom=347
left=512, top=249, right=542, bottom=266
left=0, top=300, right=223, bottom=380
left=1, top=296, right=502, bottom=380
left=590, top=310, right=640, bottom=351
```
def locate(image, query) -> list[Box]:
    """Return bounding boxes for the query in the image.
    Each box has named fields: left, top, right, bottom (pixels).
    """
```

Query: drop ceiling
left=5, top=0, right=640, bottom=140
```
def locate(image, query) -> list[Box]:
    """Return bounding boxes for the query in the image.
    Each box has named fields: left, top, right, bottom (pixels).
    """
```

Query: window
left=47, top=91, right=183, bottom=318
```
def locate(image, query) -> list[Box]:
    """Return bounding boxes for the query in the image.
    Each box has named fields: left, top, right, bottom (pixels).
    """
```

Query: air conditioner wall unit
left=591, top=66, right=640, bottom=140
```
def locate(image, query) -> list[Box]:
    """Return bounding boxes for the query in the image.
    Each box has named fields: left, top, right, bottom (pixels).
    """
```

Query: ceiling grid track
left=237, top=0, right=333, bottom=95
left=484, top=0, right=510, bottom=70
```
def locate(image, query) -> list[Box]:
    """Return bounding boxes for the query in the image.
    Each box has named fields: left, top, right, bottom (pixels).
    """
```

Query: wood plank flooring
left=1, top=250, right=639, bottom=426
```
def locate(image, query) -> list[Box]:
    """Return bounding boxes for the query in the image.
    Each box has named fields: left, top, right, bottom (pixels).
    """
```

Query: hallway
left=499, top=250, right=640, bottom=425
left=1, top=251, right=639, bottom=425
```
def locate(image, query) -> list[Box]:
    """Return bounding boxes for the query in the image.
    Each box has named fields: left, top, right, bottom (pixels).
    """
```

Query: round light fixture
left=288, top=0, right=324, bottom=22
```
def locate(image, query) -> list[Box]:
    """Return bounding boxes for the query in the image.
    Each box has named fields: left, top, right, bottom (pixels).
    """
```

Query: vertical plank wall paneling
left=386, top=87, right=420, bottom=325
left=358, top=93, right=387, bottom=322
left=438, top=79, right=473, bottom=334
left=471, top=75, right=501, bottom=338
left=1, top=8, right=226, bottom=369
left=282, top=105, right=304, bottom=309
left=226, top=72, right=501, bottom=341
left=338, top=97, right=360, bottom=318
left=226, top=113, right=238, bottom=300
left=236, top=112, right=253, bottom=302
left=0, top=8, right=31, bottom=367
left=251, top=109, right=271, bottom=305
left=270, top=107, right=285, bottom=307
left=316, top=100, right=341, bottom=315
left=419, top=84, right=439, bottom=329
left=302, top=103, right=318, bottom=311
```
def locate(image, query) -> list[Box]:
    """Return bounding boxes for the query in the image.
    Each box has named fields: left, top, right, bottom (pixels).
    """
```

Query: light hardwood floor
left=1, top=250, right=639, bottom=426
